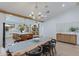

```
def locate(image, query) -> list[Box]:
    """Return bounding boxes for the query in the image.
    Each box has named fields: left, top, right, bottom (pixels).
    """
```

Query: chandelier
left=29, top=11, right=45, bottom=20
left=28, top=3, right=47, bottom=20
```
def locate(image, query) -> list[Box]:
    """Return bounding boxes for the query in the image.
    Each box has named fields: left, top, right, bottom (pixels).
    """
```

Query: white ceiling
left=0, top=2, right=78, bottom=22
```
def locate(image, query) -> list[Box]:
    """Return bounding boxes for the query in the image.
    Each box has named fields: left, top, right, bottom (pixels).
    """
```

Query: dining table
left=6, top=36, right=52, bottom=56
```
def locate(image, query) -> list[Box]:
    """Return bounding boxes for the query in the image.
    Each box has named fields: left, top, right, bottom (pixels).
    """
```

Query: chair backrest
left=6, top=50, right=12, bottom=56
left=49, top=39, right=56, bottom=47
left=42, top=45, right=50, bottom=52
left=51, top=39, right=56, bottom=43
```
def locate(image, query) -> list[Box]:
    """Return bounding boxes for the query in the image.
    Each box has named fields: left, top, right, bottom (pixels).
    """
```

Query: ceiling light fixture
left=28, top=3, right=47, bottom=20
left=62, top=4, right=65, bottom=7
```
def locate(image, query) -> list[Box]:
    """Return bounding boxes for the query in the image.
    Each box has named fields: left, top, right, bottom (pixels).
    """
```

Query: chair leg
left=43, top=52, right=47, bottom=56
left=49, top=48, right=52, bottom=56
left=49, top=47, right=54, bottom=56
left=54, top=47, right=57, bottom=55
left=52, top=48, right=54, bottom=56
left=46, top=53, right=48, bottom=56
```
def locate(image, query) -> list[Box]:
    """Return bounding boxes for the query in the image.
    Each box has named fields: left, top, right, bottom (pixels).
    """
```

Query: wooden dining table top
left=6, top=36, right=51, bottom=56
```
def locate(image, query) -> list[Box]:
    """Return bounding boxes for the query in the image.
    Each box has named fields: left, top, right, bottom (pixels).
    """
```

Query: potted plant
left=69, top=27, right=76, bottom=32
left=18, top=24, right=25, bottom=33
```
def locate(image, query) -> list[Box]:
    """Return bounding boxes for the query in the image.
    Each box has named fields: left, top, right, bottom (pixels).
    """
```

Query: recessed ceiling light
left=31, top=12, right=34, bottom=14
left=62, top=4, right=65, bottom=7
left=38, top=12, right=42, bottom=15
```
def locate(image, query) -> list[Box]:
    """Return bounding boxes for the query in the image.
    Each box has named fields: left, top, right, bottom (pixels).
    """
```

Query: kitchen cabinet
left=56, top=33, right=77, bottom=44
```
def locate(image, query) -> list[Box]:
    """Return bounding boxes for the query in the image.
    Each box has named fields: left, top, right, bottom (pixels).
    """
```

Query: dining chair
left=42, top=44, right=51, bottom=56
left=49, top=39, right=57, bottom=56
left=25, top=46, right=43, bottom=56
left=6, top=50, right=12, bottom=56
